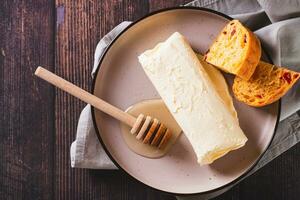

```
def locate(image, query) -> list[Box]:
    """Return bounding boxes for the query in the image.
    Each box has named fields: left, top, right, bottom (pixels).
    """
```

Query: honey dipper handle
left=35, top=66, right=136, bottom=127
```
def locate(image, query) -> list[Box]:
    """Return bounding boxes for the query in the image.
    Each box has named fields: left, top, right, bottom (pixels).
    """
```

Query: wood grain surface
left=0, top=0, right=55, bottom=199
left=0, top=0, right=299, bottom=199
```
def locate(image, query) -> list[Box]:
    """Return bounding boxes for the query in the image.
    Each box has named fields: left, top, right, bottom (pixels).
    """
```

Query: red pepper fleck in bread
left=205, top=20, right=261, bottom=80
left=232, top=61, right=300, bottom=107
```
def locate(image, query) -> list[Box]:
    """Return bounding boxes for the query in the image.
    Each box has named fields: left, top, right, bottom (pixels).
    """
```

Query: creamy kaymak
left=138, top=32, right=248, bottom=165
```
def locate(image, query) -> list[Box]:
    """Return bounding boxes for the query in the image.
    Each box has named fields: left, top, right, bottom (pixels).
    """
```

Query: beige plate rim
left=91, top=6, right=280, bottom=196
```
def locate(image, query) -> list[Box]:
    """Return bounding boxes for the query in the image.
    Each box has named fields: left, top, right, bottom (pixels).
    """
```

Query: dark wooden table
left=1, top=1, right=300, bottom=199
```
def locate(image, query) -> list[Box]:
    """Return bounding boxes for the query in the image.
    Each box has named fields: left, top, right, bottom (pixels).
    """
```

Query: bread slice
left=233, top=61, right=300, bottom=107
left=204, top=20, right=261, bottom=80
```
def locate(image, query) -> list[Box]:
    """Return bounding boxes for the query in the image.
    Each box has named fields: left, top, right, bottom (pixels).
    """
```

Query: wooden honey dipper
left=35, top=67, right=172, bottom=149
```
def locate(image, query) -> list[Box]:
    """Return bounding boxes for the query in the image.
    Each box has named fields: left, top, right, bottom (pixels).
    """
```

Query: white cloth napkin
left=70, top=21, right=131, bottom=169
left=70, top=0, right=300, bottom=198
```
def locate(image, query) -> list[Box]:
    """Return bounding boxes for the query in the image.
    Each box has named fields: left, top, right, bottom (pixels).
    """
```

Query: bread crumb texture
left=205, top=20, right=261, bottom=80
left=233, top=61, right=300, bottom=107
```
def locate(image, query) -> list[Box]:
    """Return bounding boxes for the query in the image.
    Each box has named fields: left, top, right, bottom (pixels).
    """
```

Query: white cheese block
left=196, top=54, right=238, bottom=120
left=138, top=32, right=248, bottom=165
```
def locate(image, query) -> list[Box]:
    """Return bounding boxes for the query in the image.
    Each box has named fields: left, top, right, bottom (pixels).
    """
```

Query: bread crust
left=233, top=61, right=300, bottom=107
left=205, top=20, right=261, bottom=80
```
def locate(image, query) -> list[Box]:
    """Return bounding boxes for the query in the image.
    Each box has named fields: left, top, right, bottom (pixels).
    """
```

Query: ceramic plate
left=91, top=7, right=280, bottom=195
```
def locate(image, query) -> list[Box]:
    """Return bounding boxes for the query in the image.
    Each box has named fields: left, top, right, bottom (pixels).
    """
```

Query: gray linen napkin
left=70, top=0, right=300, bottom=197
